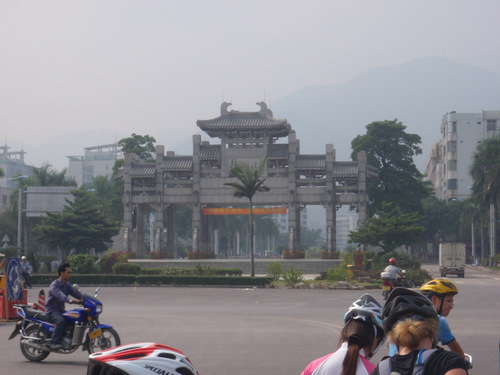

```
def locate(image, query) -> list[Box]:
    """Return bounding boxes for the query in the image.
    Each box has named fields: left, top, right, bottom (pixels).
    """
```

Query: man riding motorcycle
left=46, top=262, right=82, bottom=351
left=383, top=258, right=404, bottom=287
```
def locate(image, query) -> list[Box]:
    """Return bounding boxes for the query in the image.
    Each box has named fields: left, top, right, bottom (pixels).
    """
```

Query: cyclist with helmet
left=301, top=293, right=386, bottom=375
left=87, top=342, right=199, bottom=375
left=373, top=287, right=468, bottom=375
left=419, top=278, right=466, bottom=359
left=384, top=258, right=404, bottom=287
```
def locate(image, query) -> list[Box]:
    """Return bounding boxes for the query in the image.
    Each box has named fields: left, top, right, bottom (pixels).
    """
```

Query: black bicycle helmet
left=382, top=287, right=438, bottom=333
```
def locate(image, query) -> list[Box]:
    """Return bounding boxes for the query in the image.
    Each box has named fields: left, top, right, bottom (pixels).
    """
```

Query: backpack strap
left=413, top=349, right=438, bottom=375
left=377, top=357, right=392, bottom=375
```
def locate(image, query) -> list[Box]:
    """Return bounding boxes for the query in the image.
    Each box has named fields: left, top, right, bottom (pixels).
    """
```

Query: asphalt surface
left=1, top=264, right=498, bottom=375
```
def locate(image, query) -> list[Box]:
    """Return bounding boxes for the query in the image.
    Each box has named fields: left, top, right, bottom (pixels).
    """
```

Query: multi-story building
left=427, top=110, right=500, bottom=200
left=67, top=143, right=123, bottom=187
left=0, top=145, right=33, bottom=189
left=336, top=211, right=358, bottom=251
left=0, top=145, right=33, bottom=216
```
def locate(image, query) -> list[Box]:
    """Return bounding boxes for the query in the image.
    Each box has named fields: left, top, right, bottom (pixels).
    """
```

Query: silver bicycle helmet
left=344, top=293, right=386, bottom=354
left=87, top=342, right=199, bottom=375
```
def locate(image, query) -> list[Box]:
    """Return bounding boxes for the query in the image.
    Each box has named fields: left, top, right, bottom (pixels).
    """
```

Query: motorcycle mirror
left=73, top=283, right=80, bottom=291
left=94, top=287, right=100, bottom=297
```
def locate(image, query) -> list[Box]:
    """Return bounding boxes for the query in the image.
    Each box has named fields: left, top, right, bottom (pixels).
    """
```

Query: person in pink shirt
left=302, top=294, right=386, bottom=375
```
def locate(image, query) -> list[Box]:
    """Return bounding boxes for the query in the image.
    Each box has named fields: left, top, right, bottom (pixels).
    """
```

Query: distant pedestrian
left=20, top=256, right=32, bottom=288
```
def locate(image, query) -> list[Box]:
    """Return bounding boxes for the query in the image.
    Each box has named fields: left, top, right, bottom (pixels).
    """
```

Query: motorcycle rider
left=383, top=258, right=404, bottom=287
left=20, top=256, right=32, bottom=288
left=45, top=262, right=82, bottom=351
left=419, top=278, right=466, bottom=360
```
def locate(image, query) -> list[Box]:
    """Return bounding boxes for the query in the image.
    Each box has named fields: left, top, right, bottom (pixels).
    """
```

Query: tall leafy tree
left=351, top=120, right=430, bottom=216
left=348, top=202, right=425, bottom=254
left=225, top=159, right=270, bottom=276
left=27, top=162, right=77, bottom=187
left=32, top=190, right=119, bottom=255
left=118, top=133, right=156, bottom=161
left=470, top=135, right=500, bottom=256
left=470, top=135, right=500, bottom=209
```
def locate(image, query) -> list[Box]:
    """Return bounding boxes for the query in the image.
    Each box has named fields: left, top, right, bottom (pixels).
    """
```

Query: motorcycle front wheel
left=87, top=327, right=121, bottom=354
left=20, top=325, right=50, bottom=362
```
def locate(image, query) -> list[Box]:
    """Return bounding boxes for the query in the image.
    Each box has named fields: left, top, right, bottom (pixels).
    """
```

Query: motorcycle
left=381, top=270, right=416, bottom=300
left=8, top=286, right=120, bottom=362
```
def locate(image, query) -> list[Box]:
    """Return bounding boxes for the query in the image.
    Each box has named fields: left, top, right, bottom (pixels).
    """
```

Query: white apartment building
left=336, top=211, right=358, bottom=251
left=428, top=110, right=500, bottom=200
left=67, top=143, right=123, bottom=187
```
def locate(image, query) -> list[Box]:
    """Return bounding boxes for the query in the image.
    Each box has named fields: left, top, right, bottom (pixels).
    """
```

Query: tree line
left=1, top=123, right=500, bottom=263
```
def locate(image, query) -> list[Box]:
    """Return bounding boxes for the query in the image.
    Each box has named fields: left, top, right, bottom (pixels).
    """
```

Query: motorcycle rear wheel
left=87, top=327, right=121, bottom=354
left=20, top=325, right=50, bottom=362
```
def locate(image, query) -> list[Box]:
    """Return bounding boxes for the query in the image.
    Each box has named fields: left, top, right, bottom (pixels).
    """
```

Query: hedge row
left=31, top=274, right=271, bottom=287
left=139, top=267, right=243, bottom=277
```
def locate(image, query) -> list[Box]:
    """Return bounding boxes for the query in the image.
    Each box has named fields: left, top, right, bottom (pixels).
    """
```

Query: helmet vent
left=176, top=368, right=195, bottom=375
left=158, top=353, right=176, bottom=359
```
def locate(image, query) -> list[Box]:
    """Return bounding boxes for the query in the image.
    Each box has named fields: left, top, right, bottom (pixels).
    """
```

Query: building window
left=450, top=121, right=457, bottom=132
left=447, top=141, right=457, bottom=152
left=487, top=120, right=497, bottom=131
left=447, top=179, right=457, bottom=190
left=448, top=160, right=457, bottom=170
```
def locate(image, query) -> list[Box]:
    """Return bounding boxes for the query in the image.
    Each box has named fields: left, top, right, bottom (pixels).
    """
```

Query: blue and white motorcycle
left=8, top=287, right=120, bottom=362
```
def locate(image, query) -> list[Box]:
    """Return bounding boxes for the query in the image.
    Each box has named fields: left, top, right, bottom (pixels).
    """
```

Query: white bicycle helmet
left=344, top=293, right=386, bottom=354
left=87, top=342, right=199, bottom=375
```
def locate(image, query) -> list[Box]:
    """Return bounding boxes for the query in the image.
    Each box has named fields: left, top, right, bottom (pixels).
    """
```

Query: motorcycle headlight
left=95, top=304, right=103, bottom=314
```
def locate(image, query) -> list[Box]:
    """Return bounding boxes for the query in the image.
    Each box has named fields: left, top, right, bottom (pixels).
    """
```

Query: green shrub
left=404, top=268, right=431, bottom=287
left=98, top=251, right=128, bottom=274
left=112, top=262, right=141, bottom=275
left=283, top=267, right=304, bottom=283
left=326, top=265, right=350, bottom=281
left=140, top=268, right=163, bottom=275
left=266, top=262, right=283, bottom=281
left=68, top=254, right=99, bottom=274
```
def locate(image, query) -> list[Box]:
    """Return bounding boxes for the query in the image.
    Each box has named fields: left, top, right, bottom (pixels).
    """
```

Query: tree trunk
left=249, top=199, right=255, bottom=277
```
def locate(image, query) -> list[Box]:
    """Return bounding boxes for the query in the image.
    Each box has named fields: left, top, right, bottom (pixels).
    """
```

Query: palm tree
left=225, top=159, right=270, bottom=276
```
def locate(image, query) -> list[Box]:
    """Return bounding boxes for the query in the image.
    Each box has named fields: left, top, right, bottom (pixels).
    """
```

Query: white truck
left=439, top=242, right=466, bottom=278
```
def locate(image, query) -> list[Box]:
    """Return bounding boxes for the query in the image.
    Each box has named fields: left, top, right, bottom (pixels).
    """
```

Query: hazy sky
left=2, top=1, right=500, bottom=169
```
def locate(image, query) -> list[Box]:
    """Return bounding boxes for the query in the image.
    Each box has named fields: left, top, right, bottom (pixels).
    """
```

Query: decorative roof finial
left=256, top=101, right=272, bottom=116
left=221, top=102, right=232, bottom=115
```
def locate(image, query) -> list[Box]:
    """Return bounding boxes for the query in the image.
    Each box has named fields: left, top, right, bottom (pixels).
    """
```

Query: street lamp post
left=12, top=175, right=29, bottom=253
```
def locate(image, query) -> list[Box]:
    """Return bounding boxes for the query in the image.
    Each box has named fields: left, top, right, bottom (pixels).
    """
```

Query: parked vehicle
left=380, top=270, right=415, bottom=300
left=8, top=287, right=120, bottom=362
left=439, top=242, right=466, bottom=277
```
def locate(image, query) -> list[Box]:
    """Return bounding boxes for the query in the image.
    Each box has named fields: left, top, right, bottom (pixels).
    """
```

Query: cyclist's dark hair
left=339, top=319, right=375, bottom=375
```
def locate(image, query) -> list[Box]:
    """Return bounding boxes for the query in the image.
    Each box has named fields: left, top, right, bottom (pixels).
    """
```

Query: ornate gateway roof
left=196, top=102, right=291, bottom=139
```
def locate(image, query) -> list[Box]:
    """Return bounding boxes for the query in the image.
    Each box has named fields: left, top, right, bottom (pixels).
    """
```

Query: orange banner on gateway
left=203, top=207, right=287, bottom=215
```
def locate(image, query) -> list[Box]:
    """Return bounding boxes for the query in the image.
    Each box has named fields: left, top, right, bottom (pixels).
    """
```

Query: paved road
left=1, top=265, right=498, bottom=374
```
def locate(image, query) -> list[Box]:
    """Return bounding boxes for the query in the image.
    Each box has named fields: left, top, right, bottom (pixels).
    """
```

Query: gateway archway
left=122, top=102, right=377, bottom=258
